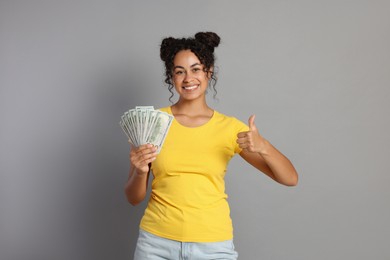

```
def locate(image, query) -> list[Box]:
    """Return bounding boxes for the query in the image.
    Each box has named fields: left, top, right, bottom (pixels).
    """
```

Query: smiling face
left=172, top=50, right=211, bottom=102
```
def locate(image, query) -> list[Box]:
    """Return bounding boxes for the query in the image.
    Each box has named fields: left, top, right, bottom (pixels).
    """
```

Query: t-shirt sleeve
left=232, top=118, right=249, bottom=154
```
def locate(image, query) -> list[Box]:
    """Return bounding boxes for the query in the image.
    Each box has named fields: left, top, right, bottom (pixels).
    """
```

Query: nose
left=183, top=71, right=193, bottom=83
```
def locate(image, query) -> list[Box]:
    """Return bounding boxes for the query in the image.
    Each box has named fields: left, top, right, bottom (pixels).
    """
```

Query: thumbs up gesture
left=237, top=115, right=267, bottom=153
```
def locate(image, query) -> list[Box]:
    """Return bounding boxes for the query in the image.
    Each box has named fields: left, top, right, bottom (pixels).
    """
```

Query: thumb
left=248, top=115, right=256, bottom=131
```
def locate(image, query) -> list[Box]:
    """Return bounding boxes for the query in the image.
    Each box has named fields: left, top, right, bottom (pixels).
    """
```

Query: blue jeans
left=134, top=229, right=238, bottom=260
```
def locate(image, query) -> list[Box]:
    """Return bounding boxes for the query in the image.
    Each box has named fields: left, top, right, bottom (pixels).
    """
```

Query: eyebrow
left=173, top=63, right=202, bottom=70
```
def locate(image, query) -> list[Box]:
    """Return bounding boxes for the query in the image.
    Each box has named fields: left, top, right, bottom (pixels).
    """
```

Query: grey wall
left=1, top=1, right=389, bottom=259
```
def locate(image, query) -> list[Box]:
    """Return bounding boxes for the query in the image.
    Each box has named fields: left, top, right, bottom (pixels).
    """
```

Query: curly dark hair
left=160, top=32, right=221, bottom=102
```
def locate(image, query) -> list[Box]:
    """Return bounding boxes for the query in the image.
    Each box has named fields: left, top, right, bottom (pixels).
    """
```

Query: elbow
left=124, top=189, right=144, bottom=206
left=275, top=171, right=298, bottom=187
left=126, top=195, right=143, bottom=206
left=285, top=179, right=298, bottom=187
left=129, top=200, right=141, bottom=206
left=284, top=173, right=298, bottom=187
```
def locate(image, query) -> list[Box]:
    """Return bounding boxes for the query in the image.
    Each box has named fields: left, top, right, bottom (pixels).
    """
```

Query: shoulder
left=214, top=110, right=243, bottom=124
left=213, top=111, right=248, bottom=131
left=157, top=106, right=171, bottom=113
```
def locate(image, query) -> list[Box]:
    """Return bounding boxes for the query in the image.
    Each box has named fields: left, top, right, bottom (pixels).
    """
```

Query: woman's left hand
left=236, top=115, right=267, bottom=154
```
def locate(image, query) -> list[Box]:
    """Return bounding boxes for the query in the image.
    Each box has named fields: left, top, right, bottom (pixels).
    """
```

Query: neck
left=172, top=98, right=212, bottom=116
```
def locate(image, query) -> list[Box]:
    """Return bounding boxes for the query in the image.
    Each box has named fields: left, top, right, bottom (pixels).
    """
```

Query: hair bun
left=195, top=32, right=220, bottom=52
left=160, top=37, right=176, bottom=61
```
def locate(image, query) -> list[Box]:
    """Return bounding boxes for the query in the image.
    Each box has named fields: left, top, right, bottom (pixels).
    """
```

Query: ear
left=206, top=66, right=214, bottom=79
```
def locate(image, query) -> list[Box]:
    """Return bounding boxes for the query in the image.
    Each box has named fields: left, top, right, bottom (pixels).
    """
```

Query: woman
left=125, top=32, right=298, bottom=259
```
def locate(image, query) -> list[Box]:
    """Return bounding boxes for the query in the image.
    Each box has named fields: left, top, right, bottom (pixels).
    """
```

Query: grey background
left=1, top=1, right=389, bottom=259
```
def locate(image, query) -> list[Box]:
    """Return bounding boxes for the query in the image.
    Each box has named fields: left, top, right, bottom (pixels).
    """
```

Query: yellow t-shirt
left=140, top=106, right=248, bottom=242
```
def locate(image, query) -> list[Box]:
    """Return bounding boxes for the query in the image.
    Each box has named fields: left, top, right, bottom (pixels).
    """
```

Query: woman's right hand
left=130, top=143, right=158, bottom=175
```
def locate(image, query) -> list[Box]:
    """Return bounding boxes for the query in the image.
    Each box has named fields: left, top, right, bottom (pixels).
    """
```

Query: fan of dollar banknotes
left=119, top=106, right=173, bottom=153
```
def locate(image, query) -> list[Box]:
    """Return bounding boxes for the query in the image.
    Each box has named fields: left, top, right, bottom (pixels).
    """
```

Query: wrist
left=135, top=170, right=149, bottom=177
left=135, top=164, right=151, bottom=176
left=258, top=139, right=271, bottom=156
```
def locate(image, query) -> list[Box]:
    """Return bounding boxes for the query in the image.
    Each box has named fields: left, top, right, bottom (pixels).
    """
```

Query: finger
left=138, top=143, right=154, bottom=150
left=138, top=153, right=157, bottom=164
left=131, top=144, right=157, bottom=160
left=136, top=144, right=156, bottom=154
left=143, top=156, right=157, bottom=165
left=238, top=131, right=253, bottom=139
left=238, top=142, right=249, bottom=149
left=236, top=136, right=248, bottom=144
left=132, top=150, right=157, bottom=165
left=136, top=149, right=157, bottom=161
left=248, top=115, right=256, bottom=131
left=237, top=131, right=249, bottom=138
left=236, top=139, right=245, bottom=145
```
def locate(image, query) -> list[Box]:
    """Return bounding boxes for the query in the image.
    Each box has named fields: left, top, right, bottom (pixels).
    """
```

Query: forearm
left=237, top=115, right=298, bottom=186
left=124, top=165, right=149, bottom=206
left=259, top=140, right=298, bottom=186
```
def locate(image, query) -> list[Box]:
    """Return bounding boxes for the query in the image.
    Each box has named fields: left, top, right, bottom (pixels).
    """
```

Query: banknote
left=146, top=111, right=173, bottom=153
left=119, top=106, right=173, bottom=153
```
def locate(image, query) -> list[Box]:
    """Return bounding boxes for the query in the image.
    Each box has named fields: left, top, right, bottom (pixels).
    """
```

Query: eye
left=174, top=70, right=184, bottom=75
left=192, top=67, right=201, bottom=73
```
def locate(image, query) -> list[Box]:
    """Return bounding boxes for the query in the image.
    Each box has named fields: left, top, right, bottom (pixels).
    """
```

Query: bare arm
left=237, top=115, right=298, bottom=186
left=124, top=144, right=157, bottom=205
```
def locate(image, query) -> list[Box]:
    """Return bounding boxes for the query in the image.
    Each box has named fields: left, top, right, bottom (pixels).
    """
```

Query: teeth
left=184, top=85, right=198, bottom=90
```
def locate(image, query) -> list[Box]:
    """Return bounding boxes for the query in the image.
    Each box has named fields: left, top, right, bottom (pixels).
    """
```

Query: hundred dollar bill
left=122, top=112, right=136, bottom=146
left=136, top=106, right=154, bottom=144
left=135, top=106, right=154, bottom=110
left=146, top=111, right=173, bottom=153
left=144, top=110, right=159, bottom=144
left=119, top=106, right=172, bottom=153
